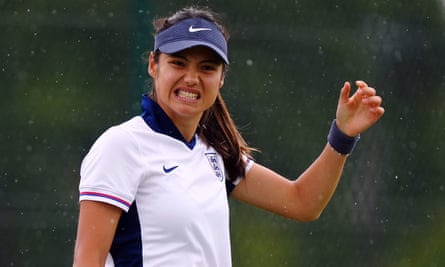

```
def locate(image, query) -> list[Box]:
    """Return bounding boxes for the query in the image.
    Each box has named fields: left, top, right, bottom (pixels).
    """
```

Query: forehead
left=167, top=46, right=224, bottom=63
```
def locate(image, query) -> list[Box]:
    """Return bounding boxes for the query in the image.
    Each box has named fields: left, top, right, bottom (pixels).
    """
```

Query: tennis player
left=73, top=6, right=385, bottom=267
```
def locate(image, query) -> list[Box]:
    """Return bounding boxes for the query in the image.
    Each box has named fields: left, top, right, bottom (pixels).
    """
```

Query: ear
left=219, top=74, right=225, bottom=89
left=148, top=51, right=156, bottom=78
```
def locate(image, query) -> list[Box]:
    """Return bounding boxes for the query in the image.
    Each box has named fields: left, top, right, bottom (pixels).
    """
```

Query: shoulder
left=100, top=116, right=148, bottom=142
left=85, top=117, right=148, bottom=160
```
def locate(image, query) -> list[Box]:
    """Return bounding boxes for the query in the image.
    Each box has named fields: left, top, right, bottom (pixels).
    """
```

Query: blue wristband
left=327, top=119, right=360, bottom=155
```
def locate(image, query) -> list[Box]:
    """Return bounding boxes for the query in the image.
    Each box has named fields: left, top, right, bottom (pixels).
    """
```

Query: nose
left=183, top=67, right=199, bottom=86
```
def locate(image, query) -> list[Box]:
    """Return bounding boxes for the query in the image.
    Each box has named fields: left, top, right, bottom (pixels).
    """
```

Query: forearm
left=293, top=143, right=347, bottom=218
left=291, top=79, right=384, bottom=219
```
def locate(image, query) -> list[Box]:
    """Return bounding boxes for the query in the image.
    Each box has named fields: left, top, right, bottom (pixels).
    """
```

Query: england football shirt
left=79, top=95, right=252, bottom=266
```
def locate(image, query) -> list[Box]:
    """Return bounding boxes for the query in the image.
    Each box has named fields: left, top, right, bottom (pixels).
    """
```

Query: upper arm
left=73, top=200, right=122, bottom=267
left=231, top=145, right=348, bottom=222
left=231, top=163, right=306, bottom=221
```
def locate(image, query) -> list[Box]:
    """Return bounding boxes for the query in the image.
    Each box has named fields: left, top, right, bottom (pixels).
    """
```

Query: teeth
left=177, top=90, right=199, bottom=99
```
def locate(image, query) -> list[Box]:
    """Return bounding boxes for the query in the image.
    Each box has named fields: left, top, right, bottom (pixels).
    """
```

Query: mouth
left=175, top=89, right=200, bottom=101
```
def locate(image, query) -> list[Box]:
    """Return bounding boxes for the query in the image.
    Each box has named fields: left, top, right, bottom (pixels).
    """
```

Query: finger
left=377, top=106, right=385, bottom=116
left=355, top=80, right=368, bottom=88
left=339, top=81, right=351, bottom=105
left=371, top=106, right=385, bottom=117
left=362, top=95, right=382, bottom=106
left=360, top=86, right=377, bottom=97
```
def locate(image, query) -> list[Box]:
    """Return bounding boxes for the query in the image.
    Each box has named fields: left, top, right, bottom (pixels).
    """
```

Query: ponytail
left=199, top=93, right=256, bottom=182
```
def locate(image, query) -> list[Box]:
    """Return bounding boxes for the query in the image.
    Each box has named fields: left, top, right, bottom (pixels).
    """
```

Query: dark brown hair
left=149, top=6, right=256, bottom=182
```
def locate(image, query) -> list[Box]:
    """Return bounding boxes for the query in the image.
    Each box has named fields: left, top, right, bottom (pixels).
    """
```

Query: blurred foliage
left=1, top=0, right=445, bottom=266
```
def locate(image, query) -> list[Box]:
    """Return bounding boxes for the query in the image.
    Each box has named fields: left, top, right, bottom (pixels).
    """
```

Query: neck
left=170, top=115, right=202, bottom=143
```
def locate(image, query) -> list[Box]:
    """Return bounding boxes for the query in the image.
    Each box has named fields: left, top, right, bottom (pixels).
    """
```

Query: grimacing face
left=148, top=46, right=225, bottom=130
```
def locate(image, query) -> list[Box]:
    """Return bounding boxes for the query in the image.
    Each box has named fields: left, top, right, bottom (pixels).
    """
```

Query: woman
left=73, top=6, right=385, bottom=267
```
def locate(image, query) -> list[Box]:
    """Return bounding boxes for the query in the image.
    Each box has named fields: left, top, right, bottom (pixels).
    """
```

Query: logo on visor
left=188, top=25, right=212, bottom=33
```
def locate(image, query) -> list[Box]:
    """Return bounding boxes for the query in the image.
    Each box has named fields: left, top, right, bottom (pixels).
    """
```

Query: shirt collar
left=140, top=94, right=196, bottom=149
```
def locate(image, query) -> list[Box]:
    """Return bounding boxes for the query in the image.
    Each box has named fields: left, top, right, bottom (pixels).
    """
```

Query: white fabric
left=79, top=116, right=252, bottom=266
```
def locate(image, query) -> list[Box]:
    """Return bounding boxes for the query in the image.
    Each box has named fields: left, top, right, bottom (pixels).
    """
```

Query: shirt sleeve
left=231, top=156, right=254, bottom=186
left=79, top=125, right=144, bottom=212
left=226, top=155, right=255, bottom=195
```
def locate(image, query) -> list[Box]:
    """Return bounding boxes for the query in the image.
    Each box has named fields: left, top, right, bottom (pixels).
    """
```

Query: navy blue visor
left=154, top=17, right=229, bottom=64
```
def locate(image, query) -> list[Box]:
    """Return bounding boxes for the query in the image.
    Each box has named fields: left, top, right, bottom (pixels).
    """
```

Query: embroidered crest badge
left=205, top=153, right=224, bottom=181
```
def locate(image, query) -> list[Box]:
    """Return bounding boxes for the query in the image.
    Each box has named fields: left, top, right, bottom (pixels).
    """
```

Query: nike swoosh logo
left=163, top=165, right=179, bottom=173
left=188, top=25, right=212, bottom=33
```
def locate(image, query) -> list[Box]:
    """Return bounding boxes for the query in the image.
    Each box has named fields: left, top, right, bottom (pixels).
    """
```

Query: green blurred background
left=1, top=0, right=444, bottom=266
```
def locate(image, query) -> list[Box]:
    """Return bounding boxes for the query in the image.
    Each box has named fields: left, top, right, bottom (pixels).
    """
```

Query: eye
left=201, top=64, right=219, bottom=72
left=170, top=60, right=185, bottom=67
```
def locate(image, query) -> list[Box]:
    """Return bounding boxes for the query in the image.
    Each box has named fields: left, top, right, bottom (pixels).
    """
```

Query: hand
left=335, top=80, right=385, bottom=136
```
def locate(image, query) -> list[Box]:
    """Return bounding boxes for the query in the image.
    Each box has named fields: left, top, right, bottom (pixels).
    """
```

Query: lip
left=174, top=88, right=201, bottom=103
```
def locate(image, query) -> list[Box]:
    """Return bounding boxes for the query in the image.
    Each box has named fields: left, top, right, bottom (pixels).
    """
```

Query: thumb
left=338, top=81, right=351, bottom=105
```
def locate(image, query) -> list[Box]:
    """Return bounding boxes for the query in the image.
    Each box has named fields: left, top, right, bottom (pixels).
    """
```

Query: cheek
left=155, top=71, right=176, bottom=91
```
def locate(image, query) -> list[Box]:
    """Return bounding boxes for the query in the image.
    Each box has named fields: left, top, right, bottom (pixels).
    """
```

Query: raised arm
left=232, top=80, right=384, bottom=221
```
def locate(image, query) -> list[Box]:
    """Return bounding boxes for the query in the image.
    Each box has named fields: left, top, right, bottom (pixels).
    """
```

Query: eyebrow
left=169, top=52, right=223, bottom=65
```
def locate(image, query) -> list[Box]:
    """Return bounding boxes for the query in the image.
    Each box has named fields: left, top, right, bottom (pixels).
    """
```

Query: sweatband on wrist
left=327, top=119, right=360, bottom=155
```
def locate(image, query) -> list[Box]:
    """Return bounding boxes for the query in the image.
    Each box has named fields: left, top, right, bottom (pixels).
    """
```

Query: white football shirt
left=79, top=95, right=252, bottom=267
